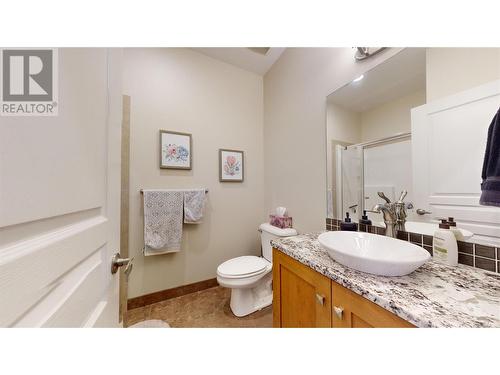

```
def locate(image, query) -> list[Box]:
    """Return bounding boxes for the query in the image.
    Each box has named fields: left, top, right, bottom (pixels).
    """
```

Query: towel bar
left=140, top=189, right=208, bottom=194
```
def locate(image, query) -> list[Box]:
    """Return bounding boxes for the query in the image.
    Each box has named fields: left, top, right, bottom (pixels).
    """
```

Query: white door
left=411, top=79, right=500, bottom=243
left=0, top=48, right=123, bottom=327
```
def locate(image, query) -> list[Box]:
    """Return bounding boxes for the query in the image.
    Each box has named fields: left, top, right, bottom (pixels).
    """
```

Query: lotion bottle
left=432, top=223, right=458, bottom=266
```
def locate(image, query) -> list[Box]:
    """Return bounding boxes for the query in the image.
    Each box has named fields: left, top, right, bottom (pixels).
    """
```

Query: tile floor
left=125, top=286, right=273, bottom=328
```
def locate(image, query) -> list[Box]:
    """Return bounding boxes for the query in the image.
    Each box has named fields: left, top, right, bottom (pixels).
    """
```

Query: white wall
left=326, top=103, right=361, bottom=144
left=123, top=48, right=265, bottom=298
left=264, top=48, right=402, bottom=232
left=326, top=102, right=361, bottom=188
left=426, top=48, right=500, bottom=101
left=360, top=90, right=425, bottom=142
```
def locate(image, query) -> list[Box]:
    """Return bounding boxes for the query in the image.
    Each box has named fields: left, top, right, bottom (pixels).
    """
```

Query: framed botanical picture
left=219, top=149, right=244, bottom=182
left=159, top=130, right=192, bottom=170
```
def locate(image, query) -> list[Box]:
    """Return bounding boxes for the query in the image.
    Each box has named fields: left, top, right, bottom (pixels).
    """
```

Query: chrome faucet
left=372, top=191, right=397, bottom=237
left=394, top=190, right=408, bottom=232
left=371, top=190, right=412, bottom=237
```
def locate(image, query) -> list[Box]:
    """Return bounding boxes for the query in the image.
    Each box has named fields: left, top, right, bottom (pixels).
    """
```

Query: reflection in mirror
left=326, top=48, right=426, bottom=224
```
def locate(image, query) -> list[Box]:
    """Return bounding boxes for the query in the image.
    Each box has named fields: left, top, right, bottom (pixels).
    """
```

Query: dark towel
left=479, top=108, right=500, bottom=206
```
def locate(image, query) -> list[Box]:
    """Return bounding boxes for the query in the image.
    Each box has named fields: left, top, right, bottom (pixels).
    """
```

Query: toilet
left=217, top=223, right=297, bottom=317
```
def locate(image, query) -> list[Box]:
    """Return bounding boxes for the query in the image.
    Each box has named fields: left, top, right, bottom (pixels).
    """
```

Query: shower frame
left=338, top=132, right=411, bottom=221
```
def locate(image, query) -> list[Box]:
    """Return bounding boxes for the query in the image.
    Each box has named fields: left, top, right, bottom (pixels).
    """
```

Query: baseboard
left=127, top=278, right=219, bottom=310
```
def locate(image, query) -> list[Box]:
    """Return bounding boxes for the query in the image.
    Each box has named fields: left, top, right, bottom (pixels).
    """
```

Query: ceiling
left=192, top=48, right=286, bottom=75
left=327, top=48, right=427, bottom=112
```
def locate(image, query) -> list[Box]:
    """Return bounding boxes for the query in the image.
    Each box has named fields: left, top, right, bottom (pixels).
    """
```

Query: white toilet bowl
left=217, top=223, right=297, bottom=317
left=217, top=255, right=273, bottom=317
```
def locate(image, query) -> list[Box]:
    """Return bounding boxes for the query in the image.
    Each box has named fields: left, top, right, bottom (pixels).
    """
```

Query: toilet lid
left=217, top=256, right=269, bottom=278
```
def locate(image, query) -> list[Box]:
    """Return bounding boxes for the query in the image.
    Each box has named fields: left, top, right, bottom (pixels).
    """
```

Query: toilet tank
left=259, top=223, right=297, bottom=262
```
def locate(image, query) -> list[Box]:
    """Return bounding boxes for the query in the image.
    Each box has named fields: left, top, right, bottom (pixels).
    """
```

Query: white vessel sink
left=318, top=231, right=431, bottom=276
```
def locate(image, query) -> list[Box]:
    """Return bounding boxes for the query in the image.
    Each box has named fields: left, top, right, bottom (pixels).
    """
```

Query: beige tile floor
left=125, top=286, right=273, bottom=328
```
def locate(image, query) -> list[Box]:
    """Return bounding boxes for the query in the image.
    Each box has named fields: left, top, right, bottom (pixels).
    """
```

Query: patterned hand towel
left=480, top=108, right=500, bottom=207
left=184, top=189, right=206, bottom=224
left=143, top=190, right=184, bottom=255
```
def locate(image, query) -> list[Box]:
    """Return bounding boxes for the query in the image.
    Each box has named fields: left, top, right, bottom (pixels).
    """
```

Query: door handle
left=416, top=209, right=432, bottom=216
left=111, top=253, right=134, bottom=276
left=124, top=258, right=134, bottom=276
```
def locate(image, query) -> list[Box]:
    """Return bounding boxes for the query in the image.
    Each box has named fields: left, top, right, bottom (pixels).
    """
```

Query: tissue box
left=269, top=215, right=293, bottom=229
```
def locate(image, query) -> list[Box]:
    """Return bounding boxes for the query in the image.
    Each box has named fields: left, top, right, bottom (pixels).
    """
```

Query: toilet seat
left=217, top=256, right=270, bottom=279
left=216, top=222, right=297, bottom=317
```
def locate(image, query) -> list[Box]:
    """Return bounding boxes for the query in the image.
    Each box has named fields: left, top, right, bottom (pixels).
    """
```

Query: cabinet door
left=331, top=282, right=413, bottom=328
left=273, top=249, right=331, bottom=327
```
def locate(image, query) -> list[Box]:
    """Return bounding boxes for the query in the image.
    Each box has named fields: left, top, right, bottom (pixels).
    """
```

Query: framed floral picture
left=219, top=149, right=244, bottom=182
left=160, top=130, right=192, bottom=170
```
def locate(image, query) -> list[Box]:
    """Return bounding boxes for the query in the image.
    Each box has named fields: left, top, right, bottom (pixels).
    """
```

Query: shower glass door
left=340, top=146, right=363, bottom=221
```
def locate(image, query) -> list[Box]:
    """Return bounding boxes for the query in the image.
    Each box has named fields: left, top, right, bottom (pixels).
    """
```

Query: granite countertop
left=271, top=232, right=500, bottom=328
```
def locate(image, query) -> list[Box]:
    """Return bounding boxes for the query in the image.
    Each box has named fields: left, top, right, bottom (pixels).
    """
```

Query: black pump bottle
left=340, top=212, right=358, bottom=231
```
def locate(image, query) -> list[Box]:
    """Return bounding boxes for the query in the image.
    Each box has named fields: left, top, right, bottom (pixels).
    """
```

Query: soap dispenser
left=359, top=210, right=372, bottom=226
left=340, top=212, right=358, bottom=231
left=433, top=222, right=458, bottom=266
left=446, top=217, right=464, bottom=241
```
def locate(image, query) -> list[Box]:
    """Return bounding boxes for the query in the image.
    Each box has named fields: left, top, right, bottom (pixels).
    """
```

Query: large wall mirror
left=325, top=48, right=500, bottom=244
left=326, top=49, right=425, bottom=223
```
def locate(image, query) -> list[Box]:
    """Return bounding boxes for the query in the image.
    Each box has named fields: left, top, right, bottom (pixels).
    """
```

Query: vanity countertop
left=271, top=232, right=500, bottom=328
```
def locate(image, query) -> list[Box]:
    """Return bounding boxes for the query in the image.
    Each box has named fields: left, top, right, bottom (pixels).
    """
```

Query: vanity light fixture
left=354, top=47, right=386, bottom=61
left=352, top=74, right=364, bottom=83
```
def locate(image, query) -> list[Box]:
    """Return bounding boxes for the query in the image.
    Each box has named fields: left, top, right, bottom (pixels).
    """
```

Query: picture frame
left=159, top=130, right=192, bottom=170
left=219, top=149, right=244, bottom=182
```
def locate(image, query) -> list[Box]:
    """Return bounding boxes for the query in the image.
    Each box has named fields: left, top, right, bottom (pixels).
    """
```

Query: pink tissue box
left=269, top=215, right=293, bottom=229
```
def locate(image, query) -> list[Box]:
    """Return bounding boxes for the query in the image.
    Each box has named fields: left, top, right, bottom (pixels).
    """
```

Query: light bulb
left=352, top=75, right=364, bottom=83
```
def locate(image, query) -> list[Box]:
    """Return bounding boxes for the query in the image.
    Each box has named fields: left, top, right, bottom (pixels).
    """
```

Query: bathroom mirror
left=325, top=48, right=500, bottom=245
left=326, top=48, right=426, bottom=223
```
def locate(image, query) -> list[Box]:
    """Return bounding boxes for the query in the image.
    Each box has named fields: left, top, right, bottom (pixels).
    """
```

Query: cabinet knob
left=333, top=305, right=344, bottom=319
left=316, top=293, right=325, bottom=306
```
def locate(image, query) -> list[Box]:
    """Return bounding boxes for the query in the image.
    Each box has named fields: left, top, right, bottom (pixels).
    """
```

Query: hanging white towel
left=143, top=190, right=184, bottom=256
left=184, top=189, right=206, bottom=224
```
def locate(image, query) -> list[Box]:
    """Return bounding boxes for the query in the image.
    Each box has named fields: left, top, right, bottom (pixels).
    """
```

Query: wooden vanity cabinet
left=272, top=249, right=332, bottom=327
left=273, top=249, right=414, bottom=328
left=330, top=282, right=414, bottom=328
